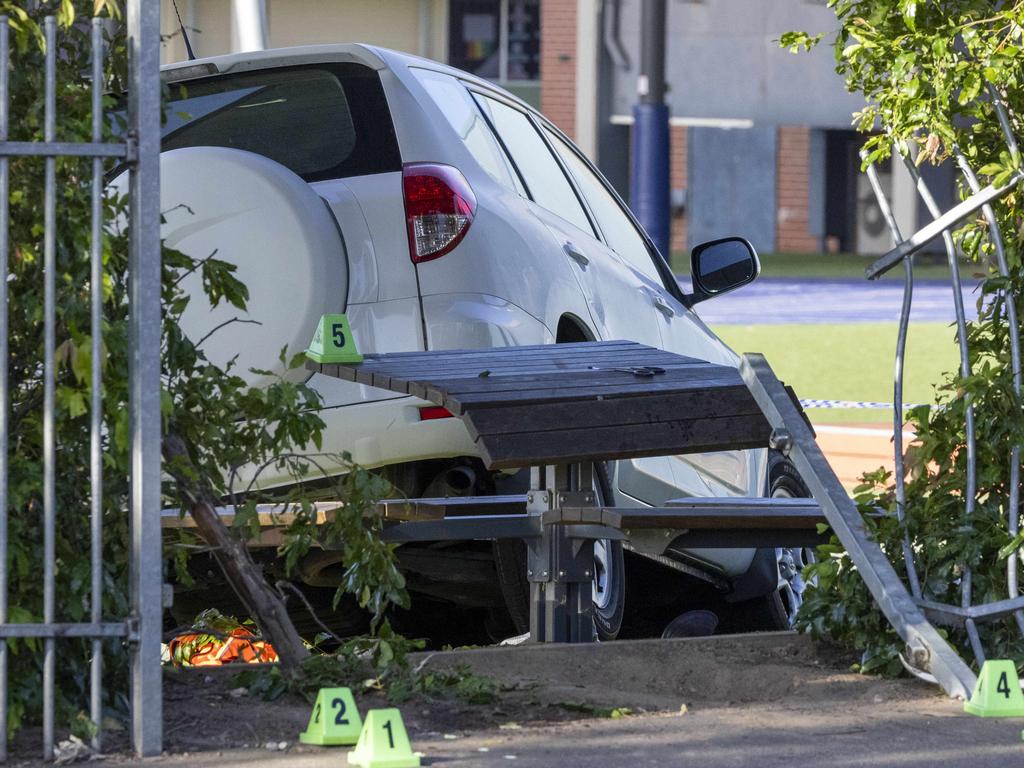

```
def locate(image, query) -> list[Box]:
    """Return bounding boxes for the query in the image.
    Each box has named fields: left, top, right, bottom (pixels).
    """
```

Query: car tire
left=732, top=451, right=814, bottom=631
left=493, top=463, right=625, bottom=640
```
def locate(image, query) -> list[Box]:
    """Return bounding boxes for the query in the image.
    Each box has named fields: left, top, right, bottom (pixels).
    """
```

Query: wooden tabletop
left=307, top=340, right=770, bottom=469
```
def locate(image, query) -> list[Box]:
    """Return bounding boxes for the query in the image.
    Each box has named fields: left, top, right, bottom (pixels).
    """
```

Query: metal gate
left=0, top=3, right=162, bottom=760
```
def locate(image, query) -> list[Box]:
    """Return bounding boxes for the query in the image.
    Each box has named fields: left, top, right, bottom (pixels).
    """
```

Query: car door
left=541, top=126, right=764, bottom=510
left=471, top=91, right=678, bottom=503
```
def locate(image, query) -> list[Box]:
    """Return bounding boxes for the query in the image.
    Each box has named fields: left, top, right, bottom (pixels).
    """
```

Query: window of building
left=475, top=94, right=594, bottom=236
left=544, top=127, right=665, bottom=285
left=448, top=0, right=540, bottom=107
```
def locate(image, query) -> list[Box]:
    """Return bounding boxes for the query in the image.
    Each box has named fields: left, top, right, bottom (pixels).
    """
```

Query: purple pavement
left=678, top=276, right=982, bottom=325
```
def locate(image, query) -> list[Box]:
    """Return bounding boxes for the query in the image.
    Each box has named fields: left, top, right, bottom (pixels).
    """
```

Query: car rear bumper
left=253, top=394, right=479, bottom=489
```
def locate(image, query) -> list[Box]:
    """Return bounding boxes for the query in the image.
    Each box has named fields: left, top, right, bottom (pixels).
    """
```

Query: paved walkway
left=100, top=706, right=1022, bottom=768
left=679, top=277, right=981, bottom=325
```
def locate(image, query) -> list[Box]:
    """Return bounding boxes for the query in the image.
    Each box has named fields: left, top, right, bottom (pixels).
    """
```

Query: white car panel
left=414, top=188, right=593, bottom=338
left=312, top=178, right=380, bottom=304
left=336, top=172, right=420, bottom=303
left=256, top=396, right=478, bottom=488
left=421, top=293, right=553, bottom=349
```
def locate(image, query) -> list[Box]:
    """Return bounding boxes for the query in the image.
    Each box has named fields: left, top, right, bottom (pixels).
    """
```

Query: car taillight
left=418, top=406, right=454, bottom=421
left=402, top=163, right=476, bottom=263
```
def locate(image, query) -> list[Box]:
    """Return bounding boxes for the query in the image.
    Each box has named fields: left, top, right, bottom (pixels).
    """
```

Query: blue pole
left=631, top=102, right=670, bottom=259
left=630, top=0, right=670, bottom=260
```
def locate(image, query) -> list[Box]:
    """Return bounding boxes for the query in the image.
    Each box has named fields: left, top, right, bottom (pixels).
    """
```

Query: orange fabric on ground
left=169, top=628, right=278, bottom=666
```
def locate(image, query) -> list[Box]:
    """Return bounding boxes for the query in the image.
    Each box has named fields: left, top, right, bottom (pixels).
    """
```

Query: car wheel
left=768, top=452, right=816, bottom=626
left=588, top=465, right=625, bottom=639
left=728, top=452, right=814, bottom=631
left=494, top=463, right=625, bottom=640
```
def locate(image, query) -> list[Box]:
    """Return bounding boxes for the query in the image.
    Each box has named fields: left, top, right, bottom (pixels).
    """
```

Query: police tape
left=799, top=399, right=928, bottom=410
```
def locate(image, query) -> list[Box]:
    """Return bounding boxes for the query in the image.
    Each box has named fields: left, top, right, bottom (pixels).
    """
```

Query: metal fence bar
left=89, top=18, right=105, bottom=753
left=0, top=624, right=129, bottom=639
left=859, top=148, right=922, bottom=598
left=126, top=0, right=163, bottom=756
left=0, top=16, right=8, bottom=766
left=41, top=16, right=57, bottom=761
left=989, top=84, right=1021, bottom=162
left=0, top=142, right=128, bottom=158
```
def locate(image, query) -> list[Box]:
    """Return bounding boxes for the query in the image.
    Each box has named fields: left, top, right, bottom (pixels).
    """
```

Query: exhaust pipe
left=443, top=465, right=477, bottom=495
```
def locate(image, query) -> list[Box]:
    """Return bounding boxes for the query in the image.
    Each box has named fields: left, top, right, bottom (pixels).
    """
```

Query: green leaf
left=958, top=70, right=982, bottom=106
left=57, top=387, right=88, bottom=419
left=778, top=31, right=824, bottom=53
left=900, top=0, right=917, bottom=31
left=999, top=531, right=1024, bottom=561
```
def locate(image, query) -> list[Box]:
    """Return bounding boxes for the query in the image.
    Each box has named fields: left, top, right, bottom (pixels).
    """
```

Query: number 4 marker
left=965, top=660, right=1024, bottom=717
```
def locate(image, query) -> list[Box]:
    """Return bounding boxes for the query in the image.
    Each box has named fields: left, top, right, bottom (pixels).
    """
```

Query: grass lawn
left=710, top=321, right=961, bottom=424
left=672, top=251, right=978, bottom=282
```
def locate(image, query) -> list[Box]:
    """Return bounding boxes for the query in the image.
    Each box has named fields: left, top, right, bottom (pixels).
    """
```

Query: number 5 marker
left=306, top=313, right=363, bottom=364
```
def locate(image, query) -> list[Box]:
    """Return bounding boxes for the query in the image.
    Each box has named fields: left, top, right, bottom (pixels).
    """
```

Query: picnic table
left=307, top=340, right=826, bottom=643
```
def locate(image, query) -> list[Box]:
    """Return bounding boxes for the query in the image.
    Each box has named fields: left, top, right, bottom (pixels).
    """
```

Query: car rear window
left=162, top=64, right=401, bottom=182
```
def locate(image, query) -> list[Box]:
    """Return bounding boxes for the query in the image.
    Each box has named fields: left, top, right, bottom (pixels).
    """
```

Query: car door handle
left=563, top=242, right=589, bottom=267
left=653, top=294, right=675, bottom=318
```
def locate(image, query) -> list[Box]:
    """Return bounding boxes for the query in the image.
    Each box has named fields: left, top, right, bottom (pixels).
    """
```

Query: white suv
left=159, top=44, right=800, bottom=642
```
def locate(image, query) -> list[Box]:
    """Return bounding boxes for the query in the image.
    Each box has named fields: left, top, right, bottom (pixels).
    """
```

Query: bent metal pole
left=859, top=148, right=922, bottom=600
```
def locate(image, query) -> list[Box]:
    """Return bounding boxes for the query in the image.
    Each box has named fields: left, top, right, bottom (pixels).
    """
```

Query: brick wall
left=670, top=124, right=688, bottom=253
left=540, top=0, right=577, bottom=138
left=776, top=125, right=819, bottom=253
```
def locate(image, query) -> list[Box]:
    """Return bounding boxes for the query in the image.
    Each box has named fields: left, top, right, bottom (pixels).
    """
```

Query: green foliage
left=396, top=664, right=501, bottom=705
left=784, top=2, right=1024, bottom=670
left=6, top=0, right=406, bottom=742
left=270, top=465, right=410, bottom=628
left=2, top=1, right=134, bottom=742
left=233, top=636, right=501, bottom=707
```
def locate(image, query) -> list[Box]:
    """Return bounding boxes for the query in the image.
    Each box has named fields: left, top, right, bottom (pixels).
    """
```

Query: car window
left=412, top=69, right=523, bottom=194
left=545, top=127, right=665, bottom=286
left=474, top=94, right=595, bottom=236
left=161, top=64, right=400, bottom=182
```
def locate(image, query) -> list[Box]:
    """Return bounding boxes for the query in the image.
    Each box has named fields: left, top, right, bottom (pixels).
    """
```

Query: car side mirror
left=689, top=236, right=760, bottom=304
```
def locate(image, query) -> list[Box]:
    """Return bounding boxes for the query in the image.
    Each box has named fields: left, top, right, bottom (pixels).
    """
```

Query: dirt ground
left=9, top=631, right=1023, bottom=766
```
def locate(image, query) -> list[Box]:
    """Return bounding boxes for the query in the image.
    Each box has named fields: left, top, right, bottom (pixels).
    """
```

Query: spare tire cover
left=150, top=146, right=346, bottom=387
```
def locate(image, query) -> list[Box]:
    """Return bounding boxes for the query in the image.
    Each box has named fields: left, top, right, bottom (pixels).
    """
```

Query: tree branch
left=162, top=432, right=309, bottom=672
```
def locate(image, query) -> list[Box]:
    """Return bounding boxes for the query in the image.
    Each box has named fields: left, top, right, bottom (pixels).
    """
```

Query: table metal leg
left=527, top=464, right=596, bottom=643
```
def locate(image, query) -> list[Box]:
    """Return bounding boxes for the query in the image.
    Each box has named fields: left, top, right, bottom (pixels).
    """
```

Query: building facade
left=159, top=0, right=951, bottom=258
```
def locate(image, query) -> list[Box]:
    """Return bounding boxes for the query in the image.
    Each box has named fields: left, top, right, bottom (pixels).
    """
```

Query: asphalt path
left=679, top=276, right=982, bottom=325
